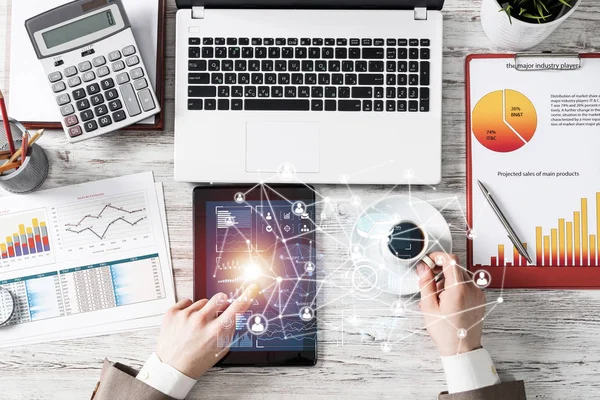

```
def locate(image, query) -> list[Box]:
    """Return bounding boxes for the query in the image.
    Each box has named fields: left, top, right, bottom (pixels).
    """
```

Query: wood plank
left=1, top=0, right=600, bottom=398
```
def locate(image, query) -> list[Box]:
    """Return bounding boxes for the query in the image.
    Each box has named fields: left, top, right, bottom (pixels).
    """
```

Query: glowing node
left=247, top=314, right=268, bottom=336
left=351, top=196, right=362, bottom=207
left=466, top=229, right=478, bottom=240
left=279, top=314, right=283, bottom=319
left=304, top=262, right=316, bottom=273
left=246, top=239, right=251, bottom=244
left=404, top=169, right=415, bottom=179
left=234, top=192, right=245, bottom=203
left=350, top=245, right=365, bottom=260
left=457, top=328, right=467, bottom=339
left=292, top=201, right=307, bottom=216
left=324, top=197, right=331, bottom=203
left=278, top=162, right=297, bottom=180
left=244, top=263, right=262, bottom=281
left=391, top=300, right=406, bottom=316
left=220, top=316, right=234, bottom=329
left=339, top=174, right=349, bottom=184
left=497, top=297, right=504, bottom=304
left=299, top=307, right=314, bottom=321
left=282, top=239, right=287, bottom=243
left=449, top=259, right=456, bottom=266
left=276, top=276, right=283, bottom=283
left=473, top=269, right=491, bottom=289
left=381, top=342, right=392, bottom=353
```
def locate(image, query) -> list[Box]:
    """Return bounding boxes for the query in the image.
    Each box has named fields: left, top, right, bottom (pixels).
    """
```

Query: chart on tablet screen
left=472, top=89, right=538, bottom=152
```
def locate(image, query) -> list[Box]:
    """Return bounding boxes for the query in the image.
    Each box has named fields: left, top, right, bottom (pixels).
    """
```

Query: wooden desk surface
left=1, top=1, right=600, bottom=399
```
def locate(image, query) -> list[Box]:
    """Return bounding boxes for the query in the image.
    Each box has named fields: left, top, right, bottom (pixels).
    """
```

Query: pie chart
left=472, top=89, right=537, bottom=152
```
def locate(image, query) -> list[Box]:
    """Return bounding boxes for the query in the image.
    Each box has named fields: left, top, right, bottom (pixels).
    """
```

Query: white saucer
left=349, top=195, right=452, bottom=296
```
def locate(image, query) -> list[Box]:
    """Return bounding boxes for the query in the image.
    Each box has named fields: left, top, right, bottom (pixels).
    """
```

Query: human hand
left=416, top=253, right=486, bottom=357
left=155, top=284, right=259, bottom=379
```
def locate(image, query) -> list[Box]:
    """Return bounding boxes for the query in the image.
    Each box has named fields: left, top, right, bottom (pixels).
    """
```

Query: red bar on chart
left=26, top=227, right=36, bottom=254
left=520, top=243, right=528, bottom=266
left=491, top=256, right=497, bottom=267
left=513, top=246, right=520, bottom=267
left=498, top=245, right=505, bottom=266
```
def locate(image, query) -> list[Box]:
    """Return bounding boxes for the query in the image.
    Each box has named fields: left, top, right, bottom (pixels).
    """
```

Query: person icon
left=266, top=212, right=272, bottom=220
left=251, top=316, right=265, bottom=333
left=225, top=217, right=234, bottom=226
left=294, top=202, right=305, bottom=215
left=476, top=271, right=489, bottom=287
left=305, top=262, right=315, bottom=273
left=301, top=308, right=313, bottom=321
left=351, top=245, right=363, bottom=259
left=235, top=193, right=244, bottom=203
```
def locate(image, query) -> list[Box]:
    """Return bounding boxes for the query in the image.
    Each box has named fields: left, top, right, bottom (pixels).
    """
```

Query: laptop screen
left=176, top=0, right=444, bottom=10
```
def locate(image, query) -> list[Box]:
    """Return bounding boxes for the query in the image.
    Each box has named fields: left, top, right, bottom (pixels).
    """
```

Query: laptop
left=174, top=1, right=444, bottom=184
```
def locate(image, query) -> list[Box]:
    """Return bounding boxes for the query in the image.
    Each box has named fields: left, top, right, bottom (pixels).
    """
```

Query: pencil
left=3, top=129, right=43, bottom=165
left=0, top=150, right=10, bottom=160
left=20, top=132, right=29, bottom=167
left=0, top=89, right=16, bottom=155
left=0, top=162, right=19, bottom=175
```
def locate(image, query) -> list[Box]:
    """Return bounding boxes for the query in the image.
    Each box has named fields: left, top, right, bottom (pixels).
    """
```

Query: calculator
left=25, top=0, right=160, bottom=143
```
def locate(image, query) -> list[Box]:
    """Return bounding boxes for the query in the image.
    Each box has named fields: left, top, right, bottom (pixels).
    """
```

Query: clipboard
left=466, top=52, right=600, bottom=289
left=9, top=0, right=167, bottom=132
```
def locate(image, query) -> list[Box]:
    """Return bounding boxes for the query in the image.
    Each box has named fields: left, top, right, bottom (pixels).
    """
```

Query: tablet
left=193, top=184, right=317, bottom=366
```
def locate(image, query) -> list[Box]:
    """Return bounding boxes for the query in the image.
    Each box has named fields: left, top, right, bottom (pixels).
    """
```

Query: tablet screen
left=194, top=185, right=317, bottom=364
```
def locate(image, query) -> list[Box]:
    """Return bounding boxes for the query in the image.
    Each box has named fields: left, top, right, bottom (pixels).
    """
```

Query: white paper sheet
left=8, top=0, right=159, bottom=124
left=0, top=183, right=173, bottom=348
left=469, top=56, right=600, bottom=268
left=0, top=173, right=175, bottom=346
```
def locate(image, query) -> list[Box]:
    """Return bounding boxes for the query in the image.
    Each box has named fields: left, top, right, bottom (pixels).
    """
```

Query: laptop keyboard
left=187, top=37, right=431, bottom=112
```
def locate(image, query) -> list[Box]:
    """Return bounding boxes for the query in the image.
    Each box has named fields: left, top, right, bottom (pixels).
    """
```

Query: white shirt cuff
left=441, top=348, right=501, bottom=394
left=136, top=353, right=197, bottom=400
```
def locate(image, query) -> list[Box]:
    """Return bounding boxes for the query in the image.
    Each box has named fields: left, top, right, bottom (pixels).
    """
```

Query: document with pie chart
left=467, top=54, right=600, bottom=287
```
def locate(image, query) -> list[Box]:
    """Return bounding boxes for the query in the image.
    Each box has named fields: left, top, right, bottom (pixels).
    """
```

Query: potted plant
left=480, top=0, right=581, bottom=51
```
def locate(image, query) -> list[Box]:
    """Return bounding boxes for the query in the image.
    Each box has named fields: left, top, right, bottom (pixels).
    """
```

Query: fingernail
left=416, top=263, right=427, bottom=277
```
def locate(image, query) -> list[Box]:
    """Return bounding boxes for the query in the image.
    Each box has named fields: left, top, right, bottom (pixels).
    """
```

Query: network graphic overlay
left=208, top=165, right=506, bottom=358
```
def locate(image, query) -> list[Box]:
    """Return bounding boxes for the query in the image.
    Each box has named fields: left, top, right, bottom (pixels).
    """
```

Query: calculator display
left=42, top=10, right=116, bottom=49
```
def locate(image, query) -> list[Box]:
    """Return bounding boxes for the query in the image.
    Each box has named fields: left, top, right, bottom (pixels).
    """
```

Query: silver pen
left=477, top=180, right=534, bottom=265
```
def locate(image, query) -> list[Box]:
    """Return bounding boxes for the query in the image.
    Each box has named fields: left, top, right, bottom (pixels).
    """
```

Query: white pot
left=480, top=0, right=581, bottom=51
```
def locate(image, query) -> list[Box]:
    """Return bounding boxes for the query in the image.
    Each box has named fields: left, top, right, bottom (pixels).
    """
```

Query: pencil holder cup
left=0, top=118, right=49, bottom=194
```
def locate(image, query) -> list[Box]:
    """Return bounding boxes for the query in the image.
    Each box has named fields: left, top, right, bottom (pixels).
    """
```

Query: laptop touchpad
left=246, top=122, right=320, bottom=173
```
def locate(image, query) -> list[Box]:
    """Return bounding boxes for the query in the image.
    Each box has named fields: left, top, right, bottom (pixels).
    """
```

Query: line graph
left=56, top=192, right=152, bottom=249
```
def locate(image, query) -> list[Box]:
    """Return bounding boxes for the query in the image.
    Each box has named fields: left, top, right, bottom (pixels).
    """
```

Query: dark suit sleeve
left=91, top=359, right=176, bottom=400
left=439, top=381, right=526, bottom=400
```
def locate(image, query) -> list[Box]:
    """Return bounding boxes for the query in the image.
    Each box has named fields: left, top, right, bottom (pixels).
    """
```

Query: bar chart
left=476, top=193, right=600, bottom=267
left=0, top=211, right=53, bottom=266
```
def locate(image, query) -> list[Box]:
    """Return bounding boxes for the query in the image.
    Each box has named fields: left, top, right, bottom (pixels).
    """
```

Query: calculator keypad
left=48, top=44, right=156, bottom=138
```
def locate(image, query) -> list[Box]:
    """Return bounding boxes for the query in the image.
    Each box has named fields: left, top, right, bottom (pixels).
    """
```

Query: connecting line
left=311, top=291, right=353, bottom=313
left=310, top=262, right=352, bottom=308
left=404, top=279, right=471, bottom=307
left=280, top=273, right=304, bottom=315
left=260, top=185, right=301, bottom=280
left=65, top=217, right=146, bottom=240
left=467, top=303, right=499, bottom=332
left=64, top=203, right=144, bottom=227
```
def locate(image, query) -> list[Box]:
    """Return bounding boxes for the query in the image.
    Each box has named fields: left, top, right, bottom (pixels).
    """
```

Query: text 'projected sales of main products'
left=472, top=89, right=538, bottom=152
left=0, top=211, right=52, bottom=264
left=56, top=192, right=152, bottom=250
